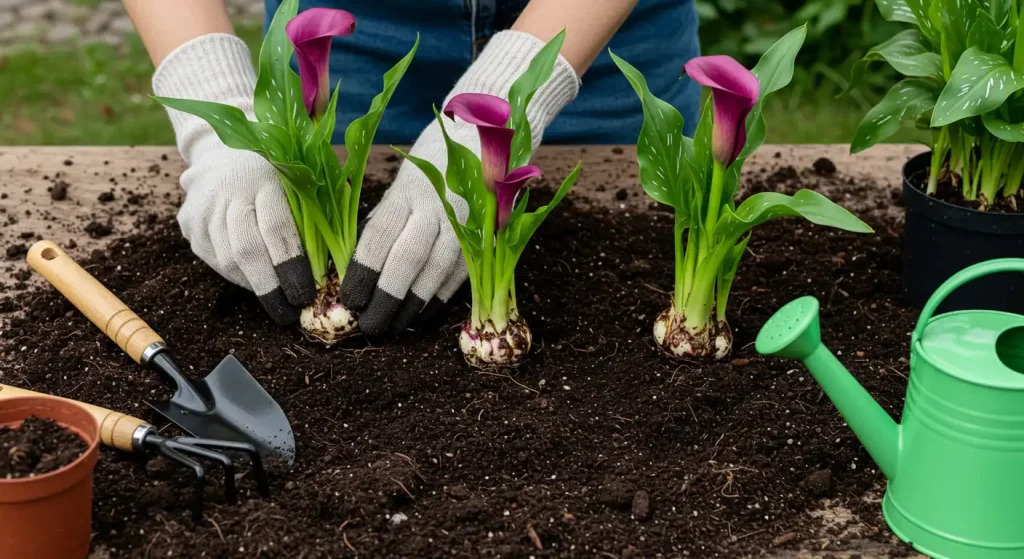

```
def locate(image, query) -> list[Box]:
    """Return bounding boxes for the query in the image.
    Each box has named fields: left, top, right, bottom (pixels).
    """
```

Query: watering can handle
left=912, top=258, right=1024, bottom=344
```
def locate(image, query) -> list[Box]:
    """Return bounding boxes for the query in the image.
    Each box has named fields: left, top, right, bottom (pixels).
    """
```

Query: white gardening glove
left=154, top=34, right=316, bottom=325
left=340, top=30, right=580, bottom=336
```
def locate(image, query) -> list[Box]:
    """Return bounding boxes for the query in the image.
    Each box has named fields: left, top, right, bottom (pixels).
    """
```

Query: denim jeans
left=264, top=0, right=701, bottom=144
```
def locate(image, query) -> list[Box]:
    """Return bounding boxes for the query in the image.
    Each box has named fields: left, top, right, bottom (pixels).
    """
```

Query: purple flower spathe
left=444, top=93, right=542, bottom=231
left=495, top=165, right=542, bottom=230
left=683, top=55, right=760, bottom=166
left=286, top=7, right=356, bottom=119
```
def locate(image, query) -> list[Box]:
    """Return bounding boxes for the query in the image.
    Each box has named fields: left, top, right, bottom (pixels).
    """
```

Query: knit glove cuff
left=152, top=33, right=258, bottom=165
left=445, top=30, right=580, bottom=148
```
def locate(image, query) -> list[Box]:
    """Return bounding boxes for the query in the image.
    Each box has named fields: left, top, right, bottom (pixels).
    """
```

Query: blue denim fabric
left=264, top=0, right=701, bottom=144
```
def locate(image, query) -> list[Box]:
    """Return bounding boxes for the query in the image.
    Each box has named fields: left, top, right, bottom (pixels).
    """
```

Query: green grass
left=0, top=26, right=263, bottom=146
left=0, top=26, right=920, bottom=146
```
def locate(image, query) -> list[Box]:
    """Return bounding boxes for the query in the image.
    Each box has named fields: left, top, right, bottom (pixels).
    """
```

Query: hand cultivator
left=0, top=384, right=269, bottom=524
left=26, top=240, right=296, bottom=466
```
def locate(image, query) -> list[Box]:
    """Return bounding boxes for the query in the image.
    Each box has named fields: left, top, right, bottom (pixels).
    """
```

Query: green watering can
left=756, top=258, right=1024, bottom=559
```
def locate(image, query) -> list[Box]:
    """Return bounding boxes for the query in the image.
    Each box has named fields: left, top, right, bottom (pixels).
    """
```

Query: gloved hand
left=340, top=30, right=580, bottom=336
left=154, top=34, right=316, bottom=325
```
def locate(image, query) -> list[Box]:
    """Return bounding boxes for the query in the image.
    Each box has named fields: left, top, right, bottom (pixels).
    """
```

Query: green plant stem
left=673, top=215, right=687, bottom=313
left=980, top=135, right=1013, bottom=204
left=1005, top=145, right=1024, bottom=198
left=928, top=127, right=949, bottom=196
left=682, top=243, right=730, bottom=330
left=479, top=195, right=498, bottom=324
left=703, top=160, right=727, bottom=250
left=679, top=225, right=699, bottom=314
left=491, top=230, right=510, bottom=331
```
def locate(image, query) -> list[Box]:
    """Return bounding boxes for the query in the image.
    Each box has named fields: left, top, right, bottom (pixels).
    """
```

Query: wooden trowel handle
left=27, top=240, right=165, bottom=364
left=0, top=384, right=146, bottom=452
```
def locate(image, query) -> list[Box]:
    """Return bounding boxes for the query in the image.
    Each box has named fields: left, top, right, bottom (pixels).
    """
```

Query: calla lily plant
left=397, top=30, right=582, bottom=368
left=850, top=0, right=1024, bottom=208
left=155, top=0, right=417, bottom=343
left=612, top=26, right=874, bottom=360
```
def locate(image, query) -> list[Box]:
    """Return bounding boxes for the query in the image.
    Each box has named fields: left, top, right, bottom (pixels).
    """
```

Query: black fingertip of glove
left=258, top=287, right=302, bottom=326
left=358, top=288, right=403, bottom=337
left=416, top=296, right=450, bottom=328
left=390, top=294, right=428, bottom=336
left=339, top=261, right=379, bottom=310
left=275, top=256, right=317, bottom=307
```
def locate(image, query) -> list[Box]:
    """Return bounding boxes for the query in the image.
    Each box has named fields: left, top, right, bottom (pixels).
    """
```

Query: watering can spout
left=756, top=296, right=900, bottom=479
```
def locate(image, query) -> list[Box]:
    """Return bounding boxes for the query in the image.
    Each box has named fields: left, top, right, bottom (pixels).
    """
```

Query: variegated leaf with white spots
left=610, top=51, right=689, bottom=213
left=932, top=47, right=1024, bottom=126
left=875, top=0, right=919, bottom=24
left=982, top=113, right=1024, bottom=142
left=254, top=0, right=313, bottom=153
left=852, top=78, right=939, bottom=152
left=904, top=0, right=941, bottom=46
left=847, top=29, right=942, bottom=92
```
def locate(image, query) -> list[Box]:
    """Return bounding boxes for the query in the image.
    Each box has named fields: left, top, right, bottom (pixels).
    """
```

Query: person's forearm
left=123, top=0, right=235, bottom=67
left=512, top=0, right=638, bottom=76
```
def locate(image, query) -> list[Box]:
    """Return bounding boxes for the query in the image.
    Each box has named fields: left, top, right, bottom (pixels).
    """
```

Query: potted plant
left=850, top=0, right=1024, bottom=313
left=612, top=26, right=873, bottom=360
left=0, top=395, right=100, bottom=559
left=155, top=0, right=418, bottom=343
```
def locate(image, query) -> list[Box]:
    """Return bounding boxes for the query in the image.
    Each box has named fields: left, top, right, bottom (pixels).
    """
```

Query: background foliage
left=0, top=0, right=921, bottom=145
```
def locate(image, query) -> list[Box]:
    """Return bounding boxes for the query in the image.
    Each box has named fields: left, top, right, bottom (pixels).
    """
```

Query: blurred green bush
left=697, top=0, right=902, bottom=92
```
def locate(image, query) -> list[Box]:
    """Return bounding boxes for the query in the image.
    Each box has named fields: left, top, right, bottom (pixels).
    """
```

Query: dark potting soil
left=0, top=168, right=915, bottom=557
left=0, top=416, right=87, bottom=478
left=910, top=166, right=1024, bottom=213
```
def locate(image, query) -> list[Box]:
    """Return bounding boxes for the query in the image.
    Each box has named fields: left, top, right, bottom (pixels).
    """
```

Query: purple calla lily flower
left=683, top=55, right=760, bottom=166
left=444, top=93, right=516, bottom=189
left=495, top=165, right=542, bottom=230
left=286, top=7, right=357, bottom=118
left=444, top=93, right=542, bottom=231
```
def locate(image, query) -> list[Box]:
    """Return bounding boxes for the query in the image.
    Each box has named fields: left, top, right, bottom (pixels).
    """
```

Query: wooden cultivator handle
left=27, top=240, right=164, bottom=364
left=0, top=384, right=146, bottom=452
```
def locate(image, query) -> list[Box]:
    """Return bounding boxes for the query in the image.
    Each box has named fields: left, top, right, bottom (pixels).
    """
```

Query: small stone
left=812, top=157, right=837, bottom=175
left=631, top=490, right=650, bottom=520
left=447, top=485, right=471, bottom=500
left=285, top=481, right=295, bottom=490
left=805, top=469, right=832, bottom=497
left=18, top=2, right=54, bottom=20
left=10, top=21, right=41, bottom=41
left=46, top=23, right=78, bottom=43
left=84, top=10, right=109, bottom=34
left=389, top=512, right=408, bottom=525
left=5, top=243, right=26, bottom=259
left=107, top=15, right=136, bottom=35
left=50, top=180, right=68, bottom=201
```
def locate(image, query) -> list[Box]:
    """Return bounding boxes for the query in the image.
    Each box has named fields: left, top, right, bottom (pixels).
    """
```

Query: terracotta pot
left=0, top=396, right=100, bottom=559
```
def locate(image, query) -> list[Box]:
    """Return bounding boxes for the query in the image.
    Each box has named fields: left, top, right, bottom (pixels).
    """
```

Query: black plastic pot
left=903, top=151, right=1024, bottom=314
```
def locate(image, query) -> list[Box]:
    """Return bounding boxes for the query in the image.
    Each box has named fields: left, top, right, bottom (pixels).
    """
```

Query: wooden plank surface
left=0, top=143, right=923, bottom=558
left=0, top=143, right=919, bottom=259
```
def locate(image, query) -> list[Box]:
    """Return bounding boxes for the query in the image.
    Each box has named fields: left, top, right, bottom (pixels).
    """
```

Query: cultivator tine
left=162, top=439, right=239, bottom=505
left=139, top=432, right=271, bottom=525
left=176, top=437, right=271, bottom=498
left=152, top=436, right=207, bottom=525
